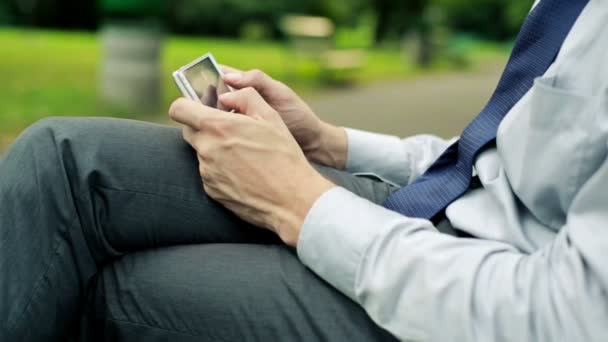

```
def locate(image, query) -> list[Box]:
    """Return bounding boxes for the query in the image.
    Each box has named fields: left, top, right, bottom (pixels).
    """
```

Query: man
left=1, top=0, right=606, bottom=340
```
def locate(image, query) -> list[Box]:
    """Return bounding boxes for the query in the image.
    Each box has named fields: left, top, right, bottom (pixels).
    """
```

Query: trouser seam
left=7, top=216, right=81, bottom=338
left=105, top=317, right=236, bottom=342
left=96, top=184, right=210, bottom=209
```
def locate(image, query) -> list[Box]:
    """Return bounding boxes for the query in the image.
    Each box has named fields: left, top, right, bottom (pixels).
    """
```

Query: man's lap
left=78, top=132, right=398, bottom=341
left=0, top=117, right=396, bottom=341
left=83, top=244, right=397, bottom=341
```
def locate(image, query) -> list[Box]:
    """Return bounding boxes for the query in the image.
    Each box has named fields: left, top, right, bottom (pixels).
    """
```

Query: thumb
left=219, top=87, right=274, bottom=119
left=223, top=69, right=275, bottom=97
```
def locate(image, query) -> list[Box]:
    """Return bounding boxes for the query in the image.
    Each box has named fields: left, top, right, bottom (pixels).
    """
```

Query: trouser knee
left=13, top=117, right=109, bottom=172
left=6, top=117, right=70, bottom=173
left=4, top=117, right=102, bottom=195
left=19, top=117, right=96, bottom=149
left=12, top=117, right=89, bottom=158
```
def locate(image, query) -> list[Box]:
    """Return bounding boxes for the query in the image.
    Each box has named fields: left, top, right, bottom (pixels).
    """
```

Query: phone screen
left=183, top=57, right=231, bottom=111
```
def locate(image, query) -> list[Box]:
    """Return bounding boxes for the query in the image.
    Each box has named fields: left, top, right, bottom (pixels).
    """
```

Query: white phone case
left=172, top=52, right=232, bottom=104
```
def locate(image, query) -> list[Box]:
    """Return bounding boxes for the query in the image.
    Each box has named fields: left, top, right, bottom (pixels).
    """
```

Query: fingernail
left=223, top=73, right=242, bottom=83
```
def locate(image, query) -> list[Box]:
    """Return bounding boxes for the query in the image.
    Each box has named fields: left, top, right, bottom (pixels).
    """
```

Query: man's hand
left=223, top=67, right=348, bottom=169
left=168, top=89, right=335, bottom=246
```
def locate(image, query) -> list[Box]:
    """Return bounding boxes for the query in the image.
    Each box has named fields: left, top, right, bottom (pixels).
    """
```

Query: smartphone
left=173, top=52, right=233, bottom=111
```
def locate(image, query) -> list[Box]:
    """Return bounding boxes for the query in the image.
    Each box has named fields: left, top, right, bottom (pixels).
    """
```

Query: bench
left=280, top=15, right=365, bottom=85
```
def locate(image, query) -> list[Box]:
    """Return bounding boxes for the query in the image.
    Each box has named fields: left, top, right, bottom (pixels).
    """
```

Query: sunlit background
left=0, top=0, right=534, bottom=153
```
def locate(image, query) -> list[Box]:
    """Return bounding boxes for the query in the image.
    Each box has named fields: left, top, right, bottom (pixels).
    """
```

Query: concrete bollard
left=99, top=23, right=163, bottom=111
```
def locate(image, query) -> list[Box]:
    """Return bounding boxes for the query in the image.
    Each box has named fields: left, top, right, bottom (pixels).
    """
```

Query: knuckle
left=267, top=109, right=280, bottom=120
left=249, top=69, right=265, bottom=80
left=242, top=87, right=261, bottom=102
left=198, top=144, right=212, bottom=159
left=242, top=86, right=257, bottom=96
left=182, top=127, right=192, bottom=141
left=274, top=79, right=286, bottom=89
left=222, top=137, right=238, bottom=151
left=209, top=117, right=233, bottom=137
left=203, top=182, right=214, bottom=196
left=197, top=116, right=206, bottom=130
left=168, top=98, right=186, bottom=118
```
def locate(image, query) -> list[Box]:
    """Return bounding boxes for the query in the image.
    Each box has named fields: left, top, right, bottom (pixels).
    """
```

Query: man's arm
left=342, top=128, right=455, bottom=186
left=297, top=158, right=608, bottom=341
left=221, top=68, right=454, bottom=187
left=308, top=124, right=455, bottom=187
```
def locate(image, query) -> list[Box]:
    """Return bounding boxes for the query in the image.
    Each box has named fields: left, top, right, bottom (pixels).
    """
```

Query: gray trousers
left=0, top=117, right=399, bottom=342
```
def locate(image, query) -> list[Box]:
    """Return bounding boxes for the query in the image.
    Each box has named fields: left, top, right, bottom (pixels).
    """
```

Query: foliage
left=0, top=0, right=11, bottom=25
left=167, top=0, right=364, bottom=38
left=432, top=0, right=531, bottom=40
left=6, top=0, right=98, bottom=29
left=370, top=0, right=428, bottom=43
left=334, top=15, right=376, bottom=49
left=4, top=0, right=532, bottom=42
left=100, top=0, right=165, bottom=17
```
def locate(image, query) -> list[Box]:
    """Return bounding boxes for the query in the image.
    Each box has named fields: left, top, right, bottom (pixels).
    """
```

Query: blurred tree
left=168, top=0, right=282, bottom=37
left=99, top=0, right=165, bottom=110
left=101, top=0, right=165, bottom=19
left=372, top=0, right=428, bottom=44
left=7, top=0, right=98, bottom=29
left=2, top=0, right=531, bottom=43
left=167, top=0, right=365, bottom=39
left=504, top=0, right=532, bottom=33
left=365, top=0, right=434, bottom=66
left=432, top=0, right=531, bottom=40
left=0, top=0, right=12, bottom=25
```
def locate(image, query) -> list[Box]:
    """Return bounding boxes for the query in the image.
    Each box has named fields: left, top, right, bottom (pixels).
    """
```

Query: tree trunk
left=373, top=0, right=392, bottom=44
left=99, top=22, right=163, bottom=110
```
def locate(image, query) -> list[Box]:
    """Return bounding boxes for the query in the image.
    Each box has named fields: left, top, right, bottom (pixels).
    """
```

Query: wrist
left=305, top=122, right=348, bottom=170
left=271, top=167, right=336, bottom=247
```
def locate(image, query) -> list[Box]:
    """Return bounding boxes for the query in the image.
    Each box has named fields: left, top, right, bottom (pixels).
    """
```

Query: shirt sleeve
left=345, top=128, right=454, bottom=187
left=297, top=157, right=608, bottom=341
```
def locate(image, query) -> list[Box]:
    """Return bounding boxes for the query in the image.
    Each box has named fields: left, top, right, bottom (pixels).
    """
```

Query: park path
left=306, top=59, right=505, bottom=139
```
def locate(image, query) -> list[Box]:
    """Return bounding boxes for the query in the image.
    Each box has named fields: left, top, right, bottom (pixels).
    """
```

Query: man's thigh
left=44, top=117, right=392, bottom=251
left=83, top=244, right=397, bottom=342
left=5, top=117, right=393, bottom=256
left=57, top=118, right=398, bottom=340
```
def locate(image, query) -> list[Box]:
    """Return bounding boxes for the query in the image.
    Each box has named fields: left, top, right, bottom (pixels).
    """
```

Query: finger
left=218, top=87, right=270, bottom=117
left=182, top=126, right=196, bottom=145
left=223, top=69, right=275, bottom=95
left=169, top=98, right=202, bottom=128
left=220, top=64, right=242, bottom=75
left=182, top=126, right=207, bottom=158
left=169, top=97, right=225, bottom=130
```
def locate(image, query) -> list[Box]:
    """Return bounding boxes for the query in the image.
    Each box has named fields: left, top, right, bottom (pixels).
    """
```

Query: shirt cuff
left=344, top=128, right=410, bottom=186
left=297, top=186, right=411, bottom=299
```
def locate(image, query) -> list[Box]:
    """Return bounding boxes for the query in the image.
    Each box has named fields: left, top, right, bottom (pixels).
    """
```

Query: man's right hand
left=222, top=67, right=348, bottom=169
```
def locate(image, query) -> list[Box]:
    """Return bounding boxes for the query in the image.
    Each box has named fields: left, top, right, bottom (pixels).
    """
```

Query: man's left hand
left=169, top=88, right=335, bottom=247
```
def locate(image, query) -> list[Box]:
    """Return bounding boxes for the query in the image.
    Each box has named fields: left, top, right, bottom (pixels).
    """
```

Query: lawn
left=0, top=28, right=510, bottom=152
left=0, top=28, right=421, bottom=148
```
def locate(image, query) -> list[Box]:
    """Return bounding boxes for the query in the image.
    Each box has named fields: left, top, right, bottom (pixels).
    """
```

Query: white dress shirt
left=297, top=1, right=608, bottom=341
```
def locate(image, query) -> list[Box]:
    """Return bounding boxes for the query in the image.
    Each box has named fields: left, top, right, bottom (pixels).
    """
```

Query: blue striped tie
left=383, top=0, right=589, bottom=220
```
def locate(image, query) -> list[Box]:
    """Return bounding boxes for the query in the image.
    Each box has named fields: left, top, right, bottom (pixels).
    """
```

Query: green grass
left=0, top=28, right=415, bottom=141
left=0, top=28, right=507, bottom=151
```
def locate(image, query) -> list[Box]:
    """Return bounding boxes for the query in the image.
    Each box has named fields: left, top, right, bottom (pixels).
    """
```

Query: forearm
left=310, top=124, right=454, bottom=186
left=297, top=188, right=608, bottom=342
